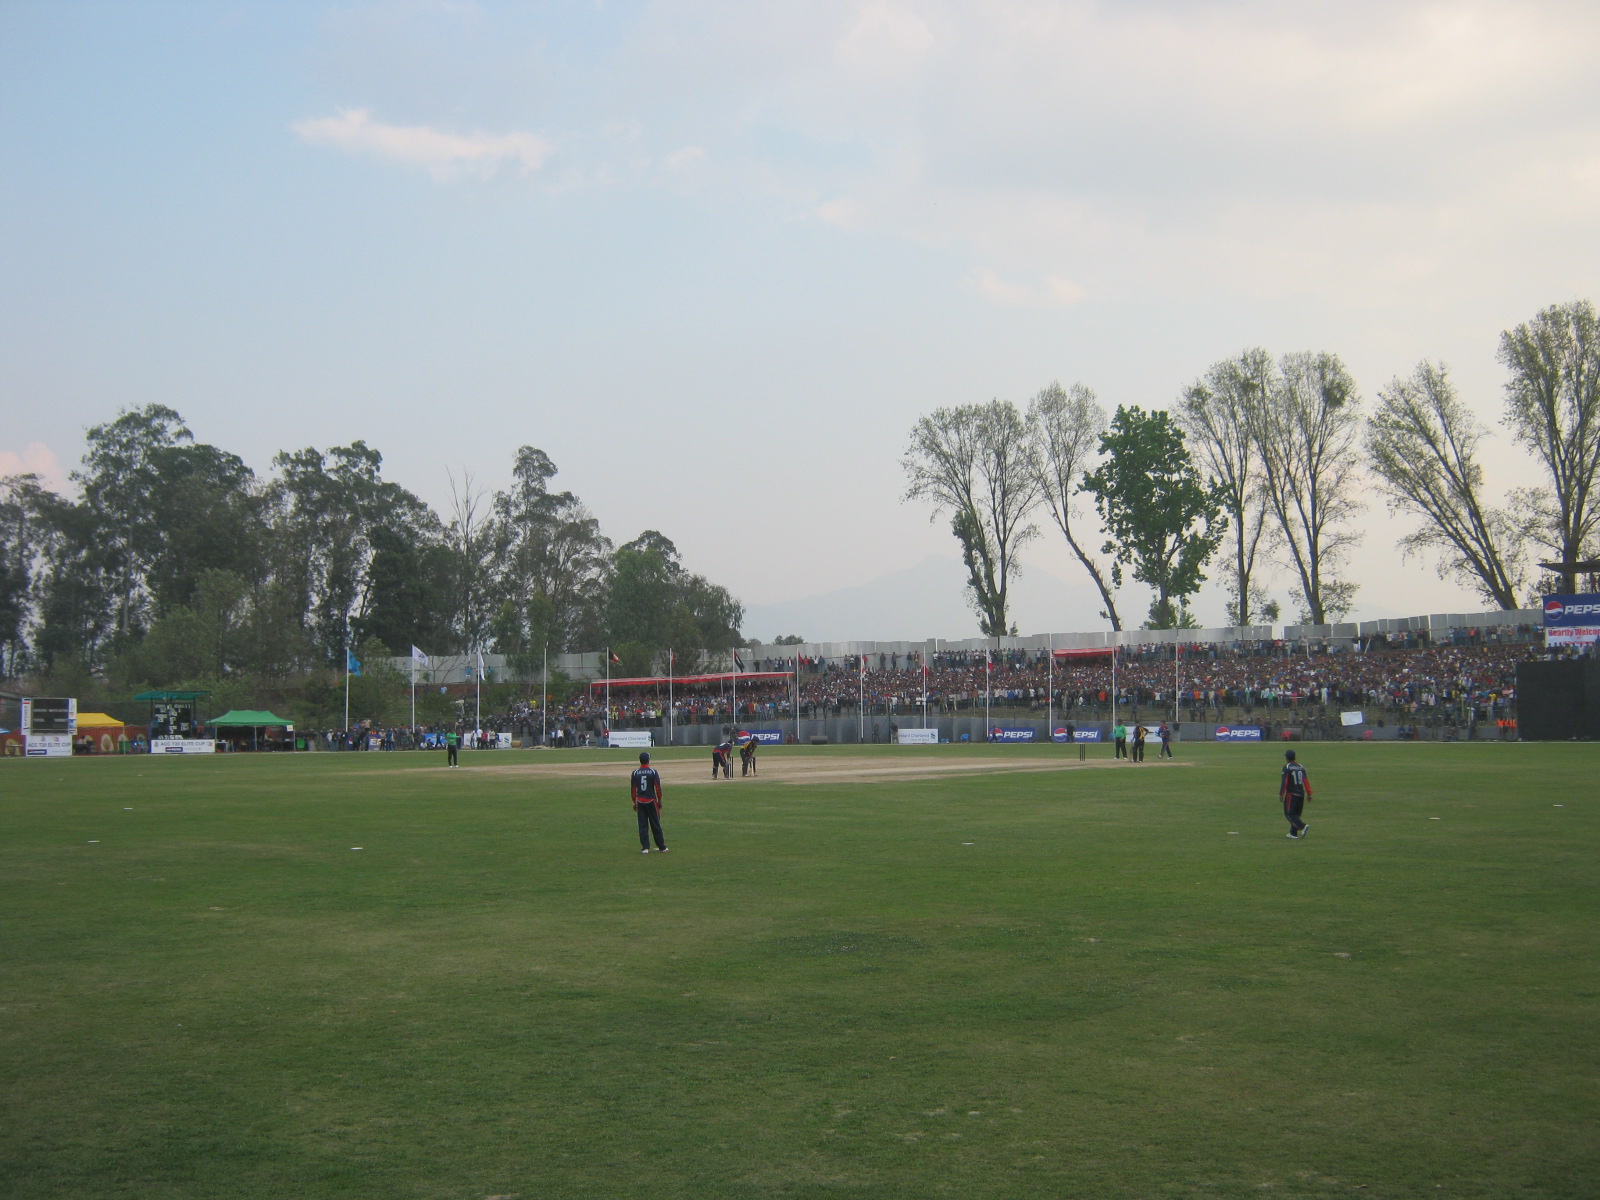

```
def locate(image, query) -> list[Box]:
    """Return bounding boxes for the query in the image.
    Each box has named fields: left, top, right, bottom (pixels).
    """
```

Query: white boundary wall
left=388, top=609, right=1540, bottom=683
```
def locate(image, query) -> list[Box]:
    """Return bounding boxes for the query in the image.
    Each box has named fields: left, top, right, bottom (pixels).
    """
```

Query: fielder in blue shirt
left=631, top=752, right=668, bottom=854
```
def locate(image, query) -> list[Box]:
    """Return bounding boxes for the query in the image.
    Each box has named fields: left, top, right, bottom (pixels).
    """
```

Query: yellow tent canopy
left=76, top=712, right=127, bottom=728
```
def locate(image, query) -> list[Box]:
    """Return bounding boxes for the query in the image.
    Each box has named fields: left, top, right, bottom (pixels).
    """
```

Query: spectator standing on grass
left=1280, top=749, right=1312, bottom=839
left=1114, top=720, right=1128, bottom=759
left=630, top=752, right=668, bottom=853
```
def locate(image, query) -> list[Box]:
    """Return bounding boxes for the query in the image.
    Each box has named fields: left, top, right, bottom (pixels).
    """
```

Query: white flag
left=411, top=645, right=428, bottom=664
left=477, top=649, right=487, bottom=679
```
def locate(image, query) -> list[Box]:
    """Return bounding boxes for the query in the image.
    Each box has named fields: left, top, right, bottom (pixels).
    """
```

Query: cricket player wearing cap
left=631, top=752, right=668, bottom=853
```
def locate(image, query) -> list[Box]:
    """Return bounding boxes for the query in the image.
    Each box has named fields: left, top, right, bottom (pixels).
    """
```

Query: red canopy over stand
left=1052, top=647, right=1116, bottom=659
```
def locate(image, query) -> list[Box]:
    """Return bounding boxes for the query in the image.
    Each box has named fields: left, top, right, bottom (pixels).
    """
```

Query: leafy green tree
left=490, top=446, right=611, bottom=654
left=358, top=526, right=457, bottom=656
left=903, top=400, right=1040, bottom=637
left=1081, top=406, right=1226, bottom=629
left=602, top=531, right=743, bottom=668
left=605, top=537, right=678, bottom=648
left=345, top=636, right=409, bottom=725
left=0, top=474, right=46, bottom=677
left=269, top=441, right=436, bottom=664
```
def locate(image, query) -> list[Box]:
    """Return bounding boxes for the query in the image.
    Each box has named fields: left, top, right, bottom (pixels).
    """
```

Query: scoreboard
left=21, top=697, right=76, bottom=757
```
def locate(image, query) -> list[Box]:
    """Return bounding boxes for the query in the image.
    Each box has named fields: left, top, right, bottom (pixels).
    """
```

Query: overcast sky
left=4, top=1, right=1598, bottom=641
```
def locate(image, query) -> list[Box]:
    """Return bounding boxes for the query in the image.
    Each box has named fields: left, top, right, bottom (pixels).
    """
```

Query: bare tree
left=447, top=467, right=496, bottom=653
left=1025, top=382, right=1123, bottom=630
left=1250, top=352, right=1365, bottom=625
left=1498, top=300, right=1600, bottom=594
left=903, top=400, right=1040, bottom=637
left=1177, top=349, right=1276, bottom=627
left=1366, top=361, right=1525, bottom=609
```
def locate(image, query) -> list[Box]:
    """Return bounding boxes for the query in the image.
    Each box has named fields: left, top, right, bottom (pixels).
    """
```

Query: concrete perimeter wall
left=391, top=608, right=1541, bottom=685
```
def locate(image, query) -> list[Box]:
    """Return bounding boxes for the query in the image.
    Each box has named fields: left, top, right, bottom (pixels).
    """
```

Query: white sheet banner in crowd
left=607, top=730, right=653, bottom=748
left=24, top=734, right=72, bottom=758
left=897, top=728, right=938, bottom=745
left=1341, top=711, right=1366, bottom=726
left=1545, top=626, right=1600, bottom=646
left=154, top=738, right=217, bottom=754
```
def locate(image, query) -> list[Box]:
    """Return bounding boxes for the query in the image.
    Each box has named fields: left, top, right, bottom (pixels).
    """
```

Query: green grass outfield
left=2, top=742, right=1594, bottom=1200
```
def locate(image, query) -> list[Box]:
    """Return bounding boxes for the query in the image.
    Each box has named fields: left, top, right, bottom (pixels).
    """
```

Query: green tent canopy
left=209, top=710, right=295, bottom=728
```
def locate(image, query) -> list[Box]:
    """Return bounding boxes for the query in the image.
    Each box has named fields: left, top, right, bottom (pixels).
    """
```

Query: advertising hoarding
left=737, top=729, right=785, bottom=745
left=1543, top=594, right=1600, bottom=647
left=1214, top=726, right=1264, bottom=742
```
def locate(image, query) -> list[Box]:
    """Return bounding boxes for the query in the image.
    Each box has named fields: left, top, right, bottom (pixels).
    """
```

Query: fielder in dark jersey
left=631, top=751, right=668, bottom=853
left=1280, top=749, right=1312, bottom=838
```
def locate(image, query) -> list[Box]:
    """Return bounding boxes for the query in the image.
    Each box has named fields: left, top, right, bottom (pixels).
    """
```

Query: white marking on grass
left=351, top=847, right=363, bottom=850
left=1228, top=831, right=1239, bottom=835
left=88, top=840, right=98, bottom=843
left=962, top=842, right=974, bottom=845
left=1334, top=952, right=1351, bottom=958
left=1429, top=817, right=1441, bottom=820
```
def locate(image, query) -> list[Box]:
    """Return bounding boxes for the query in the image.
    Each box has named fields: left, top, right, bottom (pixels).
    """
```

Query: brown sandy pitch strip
left=422, top=753, right=1191, bottom=787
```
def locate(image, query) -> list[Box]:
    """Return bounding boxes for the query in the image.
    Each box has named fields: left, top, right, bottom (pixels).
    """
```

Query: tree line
left=903, top=300, right=1600, bottom=633
left=0, top=409, right=743, bottom=702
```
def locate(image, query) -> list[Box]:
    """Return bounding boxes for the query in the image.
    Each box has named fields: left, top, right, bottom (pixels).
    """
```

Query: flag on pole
left=610, top=651, right=622, bottom=666
left=734, top=652, right=745, bottom=672
left=411, top=645, right=428, bottom=664
left=347, top=651, right=362, bottom=676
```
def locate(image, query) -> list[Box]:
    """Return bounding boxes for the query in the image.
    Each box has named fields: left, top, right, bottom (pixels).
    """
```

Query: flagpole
left=542, top=645, right=548, bottom=749
left=343, top=617, right=350, bottom=733
left=668, top=649, right=674, bottom=747
left=475, top=646, right=481, bottom=744
left=858, top=646, right=865, bottom=743
left=410, top=653, right=416, bottom=732
left=1174, top=639, right=1180, bottom=728
left=1048, top=635, right=1054, bottom=737
left=1111, top=635, right=1118, bottom=755
left=605, top=646, right=611, bottom=732
left=986, top=641, right=992, bottom=739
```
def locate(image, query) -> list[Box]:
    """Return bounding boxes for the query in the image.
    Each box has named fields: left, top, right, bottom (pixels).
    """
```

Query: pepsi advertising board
left=1542, top=594, right=1600, bottom=646
left=1052, top=727, right=1103, bottom=742
left=1215, top=726, right=1264, bottom=742
left=738, top=729, right=785, bottom=745
left=990, top=727, right=1036, bottom=743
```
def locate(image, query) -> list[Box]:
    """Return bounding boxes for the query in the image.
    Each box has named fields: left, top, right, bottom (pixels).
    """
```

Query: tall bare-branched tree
left=1251, top=352, right=1364, bottom=624
left=1025, top=382, right=1122, bottom=630
left=1498, top=300, right=1600, bottom=595
left=903, top=400, right=1040, bottom=637
left=1177, top=350, right=1277, bottom=627
left=1366, top=361, right=1525, bottom=609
